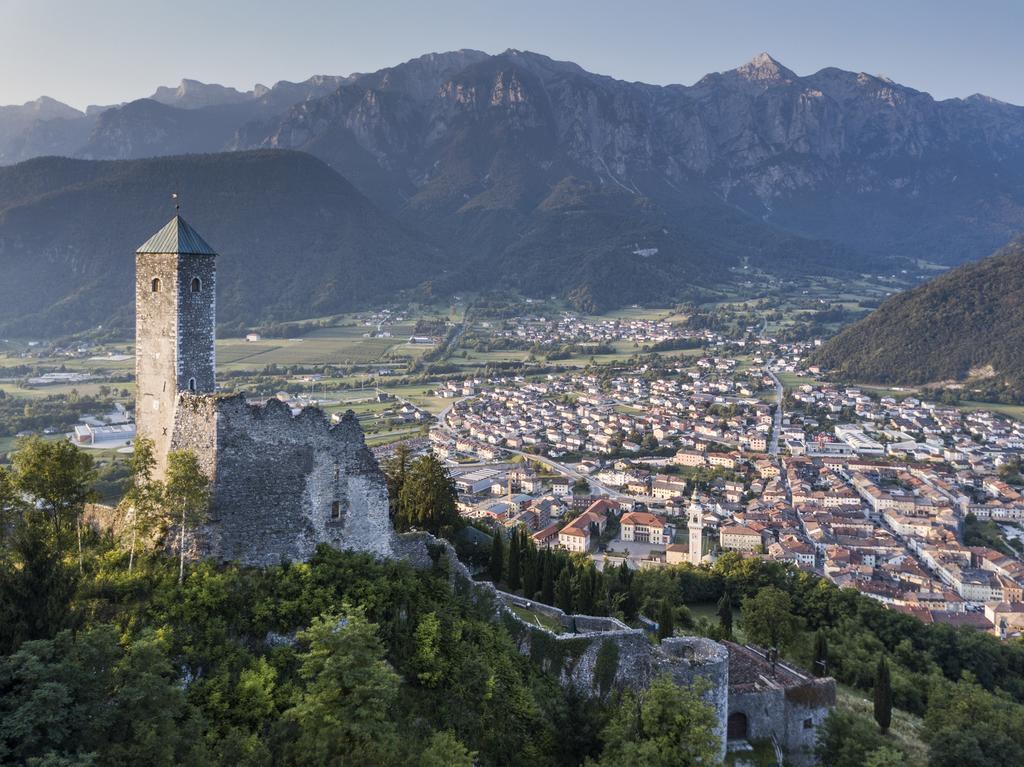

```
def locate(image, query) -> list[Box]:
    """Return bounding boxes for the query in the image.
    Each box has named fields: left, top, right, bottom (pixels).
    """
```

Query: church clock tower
left=134, top=214, right=217, bottom=479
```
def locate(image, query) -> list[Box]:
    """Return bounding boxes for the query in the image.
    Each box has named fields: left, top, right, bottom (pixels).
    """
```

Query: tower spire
left=172, top=192, right=180, bottom=213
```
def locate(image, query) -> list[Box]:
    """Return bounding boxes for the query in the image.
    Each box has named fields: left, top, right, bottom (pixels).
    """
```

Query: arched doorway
left=727, top=711, right=748, bottom=740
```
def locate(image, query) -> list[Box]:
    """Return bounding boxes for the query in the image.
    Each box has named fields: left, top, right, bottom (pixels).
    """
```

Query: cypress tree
left=657, top=599, right=675, bottom=640
left=813, top=630, right=828, bottom=677
left=717, top=591, right=733, bottom=638
left=507, top=528, right=521, bottom=592
left=617, top=564, right=638, bottom=620
left=873, top=656, right=892, bottom=735
left=576, top=566, right=594, bottom=614
left=522, top=543, right=537, bottom=599
left=541, top=551, right=555, bottom=604
left=555, top=567, right=574, bottom=613
left=489, top=532, right=504, bottom=584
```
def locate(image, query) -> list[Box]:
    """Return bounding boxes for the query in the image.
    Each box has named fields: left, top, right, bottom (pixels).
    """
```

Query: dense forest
left=2, top=438, right=1024, bottom=765
left=813, top=238, right=1024, bottom=398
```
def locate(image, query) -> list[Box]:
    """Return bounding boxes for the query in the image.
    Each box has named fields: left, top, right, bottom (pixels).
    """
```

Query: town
left=422, top=318, right=1024, bottom=640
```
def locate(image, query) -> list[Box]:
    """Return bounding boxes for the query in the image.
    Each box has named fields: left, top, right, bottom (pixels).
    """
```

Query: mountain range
left=812, top=238, right=1024, bottom=396
left=2, top=49, right=1024, bottom=335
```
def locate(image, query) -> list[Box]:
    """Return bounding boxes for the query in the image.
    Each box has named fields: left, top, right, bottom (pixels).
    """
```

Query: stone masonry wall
left=397, top=532, right=729, bottom=761
left=175, top=254, right=216, bottom=395
left=135, top=253, right=181, bottom=480
left=171, top=394, right=394, bottom=566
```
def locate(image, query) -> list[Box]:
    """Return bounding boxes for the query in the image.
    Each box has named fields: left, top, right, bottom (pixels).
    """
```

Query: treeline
left=0, top=392, right=123, bottom=444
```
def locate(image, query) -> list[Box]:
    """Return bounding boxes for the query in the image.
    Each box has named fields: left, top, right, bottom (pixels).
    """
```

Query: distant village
left=428, top=328, right=1024, bottom=641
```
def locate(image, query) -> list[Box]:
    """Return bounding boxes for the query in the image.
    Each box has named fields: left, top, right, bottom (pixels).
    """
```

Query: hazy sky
left=2, top=0, right=1022, bottom=109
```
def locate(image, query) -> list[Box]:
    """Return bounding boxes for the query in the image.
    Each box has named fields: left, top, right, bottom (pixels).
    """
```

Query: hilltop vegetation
left=0, top=440, right=721, bottom=767
left=812, top=238, right=1024, bottom=399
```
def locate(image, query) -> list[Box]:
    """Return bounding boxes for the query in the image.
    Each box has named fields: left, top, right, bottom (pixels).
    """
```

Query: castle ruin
left=132, top=214, right=833, bottom=762
left=134, top=215, right=394, bottom=565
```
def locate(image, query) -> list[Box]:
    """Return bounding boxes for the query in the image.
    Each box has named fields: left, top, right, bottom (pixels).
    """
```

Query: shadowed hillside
left=812, top=238, right=1024, bottom=396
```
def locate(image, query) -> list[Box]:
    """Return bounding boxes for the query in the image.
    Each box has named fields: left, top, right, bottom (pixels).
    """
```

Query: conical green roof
left=136, top=215, right=216, bottom=255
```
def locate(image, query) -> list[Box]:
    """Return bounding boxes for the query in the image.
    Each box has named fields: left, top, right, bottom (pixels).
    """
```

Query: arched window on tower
left=191, top=277, right=202, bottom=293
left=188, top=377, right=197, bottom=392
left=151, top=277, right=161, bottom=292
left=331, top=501, right=342, bottom=520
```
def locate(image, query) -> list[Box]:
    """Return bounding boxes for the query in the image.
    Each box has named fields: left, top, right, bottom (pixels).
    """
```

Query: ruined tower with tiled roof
left=135, top=215, right=217, bottom=479
left=134, top=215, right=394, bottom=565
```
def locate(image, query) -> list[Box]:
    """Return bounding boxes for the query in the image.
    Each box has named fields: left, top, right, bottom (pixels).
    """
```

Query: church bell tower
left=688, top=488, right=705, bottom=566
left=134, top=214, right=217, bottom=478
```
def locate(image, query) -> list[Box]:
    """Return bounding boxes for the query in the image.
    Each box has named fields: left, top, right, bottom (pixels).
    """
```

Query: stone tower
left=688, top=488, right=704, bottom=566
left=135, top=215, right=217, bottom=479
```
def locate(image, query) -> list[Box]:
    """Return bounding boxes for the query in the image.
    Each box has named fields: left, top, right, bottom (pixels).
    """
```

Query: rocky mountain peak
left=149, top=79, right=256, bottom=109
left=0, top=95, right=83, bottom=120
left=734, top=52, right=796, bottom=84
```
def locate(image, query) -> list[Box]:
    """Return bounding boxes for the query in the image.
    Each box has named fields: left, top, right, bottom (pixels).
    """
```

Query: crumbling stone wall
left=174, top=254, right=216, bottom=395
left=658, top=637, right=730, bottom=754
left=171, top=394, right=394, bottom=566
left=726, top=643, right=836, bottom=767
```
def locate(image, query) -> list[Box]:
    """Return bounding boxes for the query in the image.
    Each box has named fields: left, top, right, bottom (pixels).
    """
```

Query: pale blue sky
left=2, top=0, right=1021, bottom=109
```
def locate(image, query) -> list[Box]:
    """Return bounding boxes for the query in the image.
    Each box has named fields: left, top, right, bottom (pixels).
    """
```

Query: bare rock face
left=242, top=50, right=1024, bottom=265
left=149, top=79, right=256, bottom=110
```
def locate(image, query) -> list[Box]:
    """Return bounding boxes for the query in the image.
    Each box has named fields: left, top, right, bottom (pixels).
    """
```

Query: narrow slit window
left=188, top=377, right=197, bottom=392
left=151, top=277, right=161, bottom=292
left=191, top=277, right=202, bottom=293
left=331, top=501, right=342, bottom=519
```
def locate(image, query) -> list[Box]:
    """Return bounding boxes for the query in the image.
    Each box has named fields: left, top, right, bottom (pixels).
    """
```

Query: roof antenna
left=172, top=191, right=180, bottom=214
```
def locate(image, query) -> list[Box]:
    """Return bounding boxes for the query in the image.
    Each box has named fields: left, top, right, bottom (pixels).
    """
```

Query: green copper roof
left=136, top=215, right=217, bottom=255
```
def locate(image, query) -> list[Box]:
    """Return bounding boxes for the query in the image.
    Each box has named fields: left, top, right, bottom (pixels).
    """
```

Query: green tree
left=0, top=625, right=203, bottom=765
left=576, top=566, right=595, bottom=615
left=382, top=442, right=411, bottom=521
left=395, top=455, right=460, bottom=537
left=282, top=609, right=399, bottom=767
left=657, top=600, right=675, bottom=641
left=716, top=591, right=733, bottom=639
left=741, top=586, right=802, bottom=650
left=555, top=566, right=574, bottom=613
left=507, top=526, right=521, bottom=591
left=923, top=676, right=1024, bottom=767
left=419, top=731, right=475, bottom=767
left=0, top=465, right=22, bottom=551
left=119, top=437, right=163, bottom=573
left=411, top=612, right=444, bottom=687
left=13, top=437, right=96, bottom=572
left=489, top=532, right=504, bottom=584
left=522, top=536, right=538, bottom=599
left=813, top=630, right=829, bottom=678
left=816, top=709, right=890, bottom=767
left=595, top=675, right=719, bottom=766
left=0, top=518, right=77, bottom=652
left=163, top=451, right=211, bottom=584
left=541, top=550, right=555, bottom=604
left=873, top=656, right=892, bottom=735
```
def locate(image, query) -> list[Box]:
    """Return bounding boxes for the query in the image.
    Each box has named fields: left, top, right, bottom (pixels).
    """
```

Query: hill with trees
left=3, top=437, right=1024, bottom=764
left=0, top=151, right=443, bottom=338
left=812, top=238, right=1024, bottom=398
